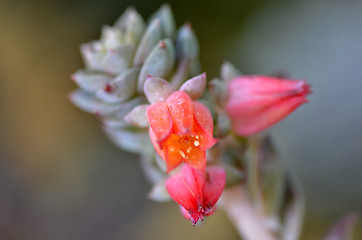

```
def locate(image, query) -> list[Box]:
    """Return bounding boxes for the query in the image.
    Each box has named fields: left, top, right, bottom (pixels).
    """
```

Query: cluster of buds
left=70, top=4, right=312, bottom=238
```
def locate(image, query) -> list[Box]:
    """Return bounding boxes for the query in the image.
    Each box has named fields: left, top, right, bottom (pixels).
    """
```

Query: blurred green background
left=1, top=0, right=362, bottom=239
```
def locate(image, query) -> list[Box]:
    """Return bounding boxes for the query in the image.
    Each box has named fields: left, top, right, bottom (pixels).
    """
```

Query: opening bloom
left=147, top=91, right=217, bottom=172
left=225, top=76, right=311, bottom=136
left=165, top=164, right=226, bottom=225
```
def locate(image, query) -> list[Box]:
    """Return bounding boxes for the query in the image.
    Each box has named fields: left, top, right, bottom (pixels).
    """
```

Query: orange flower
left=147, top=91, right=217, bottom=172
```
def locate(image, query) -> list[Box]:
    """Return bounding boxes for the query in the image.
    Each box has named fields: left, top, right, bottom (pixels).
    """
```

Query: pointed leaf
left=148, top=181, right=171, bottom=202
left=115, top=7, right=145, bottom=45
left=150, top=4, right=176, bottom=38
left=221, top=61, right=242, bottom=83
left=80, top=41, right=106, bottom=71
left=69, top=89, right=120, bottom=115
left=101, top=96, right=145, bottom=128
left=103, top=127, right=153, bottom=154
left=137, top=39, right=175, bottom=92
left=179, top=73, right=206, bottom=100
left=102, top=45, right=134, bottom=75
left=133, top=19, right=163, bottom=66
left=100, top=25, right=123, bottom=50
left=96, top=67, right=139, bottom=103
left=209, top=78, right=228, bottom=107
left=144, top=76, right=174, bottom=103
left=124, top=104, right=149, bottom=128
left=176, top=23, right=199, bottom=59
left=71, top=70, right=112, bottom=93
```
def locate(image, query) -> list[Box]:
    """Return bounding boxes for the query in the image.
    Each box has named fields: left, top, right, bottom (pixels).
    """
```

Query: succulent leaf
left=137, top=39, right=176, bottom=92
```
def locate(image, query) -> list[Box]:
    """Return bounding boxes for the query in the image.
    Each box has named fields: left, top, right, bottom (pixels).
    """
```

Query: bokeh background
left=1, top=0, right=362, bottom=239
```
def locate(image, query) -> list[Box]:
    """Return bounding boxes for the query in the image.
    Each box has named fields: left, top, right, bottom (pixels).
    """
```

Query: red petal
left=147, top=102, right=173, bottom=143
left=192, top=102, right=214, bottom=135
left=165, top=165, right=204, bottom=212
left=202, top=166, right=226, bottom=209
left=149, top=128, right=166, bottom=160
left=228, top=76, right=308, bottom=101
left=231, top=96, right=308, bottom=135
left=166, top=91, right=194, bottom=135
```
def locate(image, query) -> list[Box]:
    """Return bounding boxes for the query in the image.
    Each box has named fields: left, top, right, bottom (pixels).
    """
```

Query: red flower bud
left=225, top=76, right=311, bottom=136
left=147, top=91, right=217, bottom=172
left=165, top=164, right=226, bottom=225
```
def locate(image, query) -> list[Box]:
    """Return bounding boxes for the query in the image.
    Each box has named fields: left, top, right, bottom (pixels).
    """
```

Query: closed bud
left=226, top=76, right=311, bottom=136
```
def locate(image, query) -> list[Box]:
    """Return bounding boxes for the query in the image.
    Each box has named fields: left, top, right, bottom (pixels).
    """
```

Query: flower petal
left=166, top=91, right=194, bottom=135
left=147, top=102, right=173, bottom=142
left=149, top=128, right=166, bottom=160
left=165, top=144, right=184, bottom=172
left=231, top=96, right=308, bottom=136
left=192, top=101, right=214, bottom=135
left=183, top=146, right=206, bottom=171
left=165, top=165, right=203, bottom=211
left=202, top=166, right=226, bottom=209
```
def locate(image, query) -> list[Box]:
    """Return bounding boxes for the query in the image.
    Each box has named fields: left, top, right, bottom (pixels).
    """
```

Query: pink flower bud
left=165, top=164, right=226, bottom=225
left=147, top=91, right=217, bottom=172
left=225, top=76, right=311, bottom=136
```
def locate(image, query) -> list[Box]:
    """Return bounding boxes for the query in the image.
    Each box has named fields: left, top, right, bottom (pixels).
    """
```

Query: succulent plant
left=69, top=4, right=200, bottom=155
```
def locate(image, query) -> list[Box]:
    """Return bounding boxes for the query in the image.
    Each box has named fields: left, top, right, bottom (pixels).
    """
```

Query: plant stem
left=220, top=185, right=278, bottom=240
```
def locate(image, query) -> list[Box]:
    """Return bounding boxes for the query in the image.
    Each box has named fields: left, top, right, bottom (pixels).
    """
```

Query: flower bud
left=225, top=76, right=311, bottom=136
left=166, top=164, right=226, bottom=225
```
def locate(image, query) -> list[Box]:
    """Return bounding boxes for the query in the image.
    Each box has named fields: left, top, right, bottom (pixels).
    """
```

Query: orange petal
left=165, top=144, right=184, bottom=172
left=183, top=146, right=206, bottom=171
left=147, top=102, right=173, bottom=143
left=166, top=91, right=194, bottom=135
